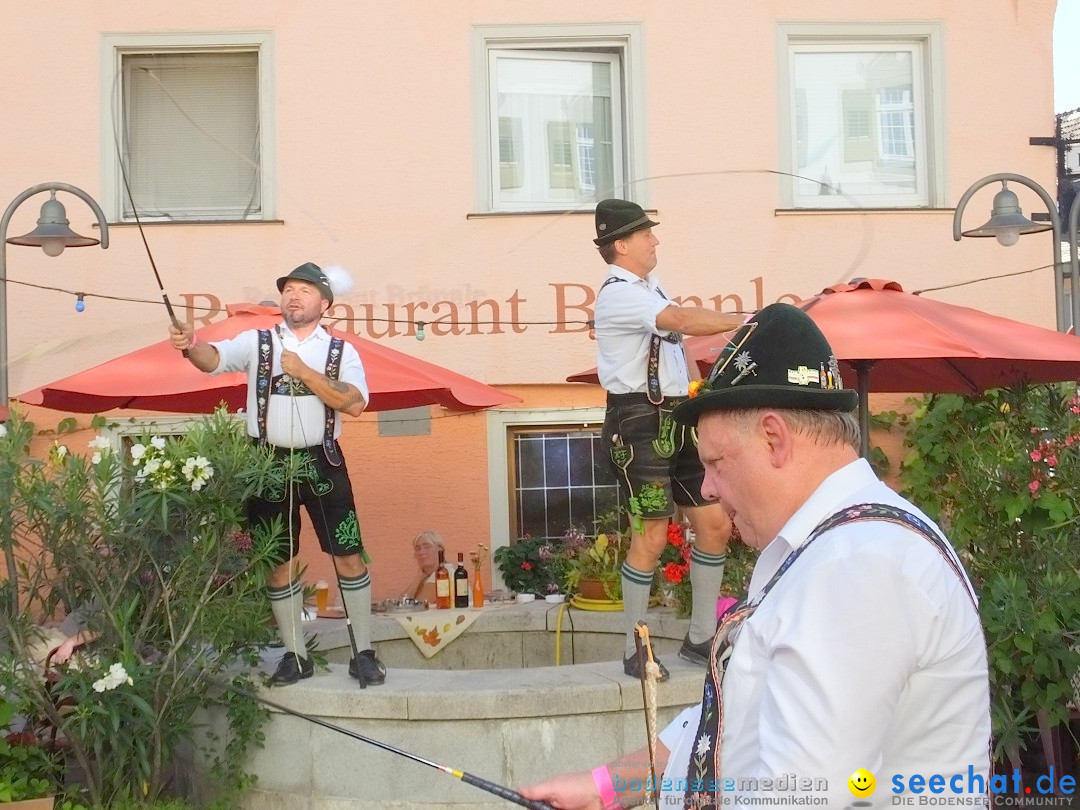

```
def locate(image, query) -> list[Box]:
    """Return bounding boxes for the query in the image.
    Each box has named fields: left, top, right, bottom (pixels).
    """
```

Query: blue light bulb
left=75, top=295, right=85, bottom=313
left=415, top=322, right=426, bottom=341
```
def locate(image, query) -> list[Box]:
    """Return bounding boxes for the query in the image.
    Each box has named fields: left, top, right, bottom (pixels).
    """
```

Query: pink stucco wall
left=1, top=1, right=1061, bottom=600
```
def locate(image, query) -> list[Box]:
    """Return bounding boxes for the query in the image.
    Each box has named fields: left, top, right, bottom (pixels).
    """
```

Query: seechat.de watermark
left=888, top=766, right=1075, bottom=806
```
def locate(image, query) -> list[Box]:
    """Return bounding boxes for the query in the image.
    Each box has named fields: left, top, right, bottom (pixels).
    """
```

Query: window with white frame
left=473, top=25, right=646, bottom=213
left=777, top=24, right=945, bottom=209
left=101, top=33, right=275, bottom=222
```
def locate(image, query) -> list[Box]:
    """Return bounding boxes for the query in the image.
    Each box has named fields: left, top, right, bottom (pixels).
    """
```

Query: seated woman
left=406, top=530, right=453, bottom=603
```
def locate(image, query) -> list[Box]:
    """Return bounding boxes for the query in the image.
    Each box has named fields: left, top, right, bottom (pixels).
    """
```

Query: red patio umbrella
left=18, top=303, right=520, bottom=414
left=569, top=279, right=1080, bottom=456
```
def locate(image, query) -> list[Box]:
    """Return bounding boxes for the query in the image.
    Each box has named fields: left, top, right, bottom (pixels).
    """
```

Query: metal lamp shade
left=960, top=187, right=1051, bottom=239
left=6, top=197, right=100, bottom=248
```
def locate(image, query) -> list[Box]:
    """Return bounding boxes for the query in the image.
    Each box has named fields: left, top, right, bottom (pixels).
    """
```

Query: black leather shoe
left=348, top=650, right=386, bottom=686
left=270, top=652, right=313, bottom=686
left=623, top=653, right=669, bottom=682
left=679, top=634, right=711, bottom=666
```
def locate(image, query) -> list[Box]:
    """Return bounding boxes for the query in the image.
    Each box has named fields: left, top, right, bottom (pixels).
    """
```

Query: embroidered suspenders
left=322, top=338, right=345, bottom=467
left=254, top=329, right=346, bottom=466
left=256, top=330, right=273, bottom=444
left=598, top=275, right=681, bottom=405
left=682, top=503, right=981, bottom=810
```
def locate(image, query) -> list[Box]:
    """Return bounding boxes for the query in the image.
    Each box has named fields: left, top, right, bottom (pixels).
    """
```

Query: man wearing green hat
left=591, top=198, right=744, bottom=679
left=522, top=304, right=989, bottom=809
left=169, top=262, right=387, bottom=688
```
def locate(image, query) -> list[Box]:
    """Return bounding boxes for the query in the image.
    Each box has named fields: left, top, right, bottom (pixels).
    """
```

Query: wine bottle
left=435, top=549, right=452, bottom=609
left=454, top=552, right=469, bottom=608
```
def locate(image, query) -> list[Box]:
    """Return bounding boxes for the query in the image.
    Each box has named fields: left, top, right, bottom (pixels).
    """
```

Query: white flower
left=92, top=662, right=132, bottom=692
left=182, top=456, right=214, bottom=486
left=54, top=443, right=68, bottom=459
left=88, top=435, right=112, bottom=451
left=150, top=436, right=166, bottom=450
left=0, top=424, right=7, bottom=438
left=142, top=458, right=161, bottom=475
left=161, top=459, right=172, bottom=469
left=695, top=733, right=712, bottom=757
left=130, top=443, right=147, bottom=461
left=91, top=452, right=102, bottom=465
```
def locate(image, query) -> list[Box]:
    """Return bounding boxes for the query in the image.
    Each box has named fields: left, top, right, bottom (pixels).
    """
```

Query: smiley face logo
left=848, top=769, right=876, bottom=797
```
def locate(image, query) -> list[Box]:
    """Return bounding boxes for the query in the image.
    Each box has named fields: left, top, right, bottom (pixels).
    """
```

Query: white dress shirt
left=209, top=323, right=368, bottom=449
left=594, top=265, right=690, bottom=396
left=658, top=459, right=990, bottom=809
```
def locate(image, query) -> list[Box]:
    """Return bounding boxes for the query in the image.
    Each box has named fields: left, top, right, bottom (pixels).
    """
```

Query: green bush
left=0, top=409, right=289, bottom=806
left=900, top=384, right=1080, bottom=764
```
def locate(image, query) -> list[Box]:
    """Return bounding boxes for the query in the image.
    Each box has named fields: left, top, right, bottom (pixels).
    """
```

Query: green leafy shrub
left=0, top=409, right=287, bottom=807
left=900, top=384, right=1080, bottom=764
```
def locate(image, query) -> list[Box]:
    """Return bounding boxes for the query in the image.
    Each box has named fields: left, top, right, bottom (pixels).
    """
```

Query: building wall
left=2, top=1, right=1060, bottom=600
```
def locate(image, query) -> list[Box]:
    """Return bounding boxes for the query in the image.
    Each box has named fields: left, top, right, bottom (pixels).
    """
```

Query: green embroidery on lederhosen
left=335, top=511, right=361, bottom=550
left=652, top=402, right=678, bottom=459
left=609, top=435, right=644, bottom=532
left=334, top=511, right=371, bottom=563
left=610, top=440, right=634, bottom=471
left=294, top=453, right=332, bottom=495
left=263, top=480, right=287, bottom=503
left=636, top=481, right=669, bottom=513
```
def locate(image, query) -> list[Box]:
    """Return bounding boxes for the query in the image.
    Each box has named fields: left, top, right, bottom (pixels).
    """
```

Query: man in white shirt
left=522, top=303, right=990, bottom=810
left=592, top=198, right=743, bottom=678
left=169, top=262, right=386, bottom=688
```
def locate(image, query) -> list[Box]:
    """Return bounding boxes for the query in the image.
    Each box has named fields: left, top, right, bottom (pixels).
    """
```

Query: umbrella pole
left=854, top=361, right=872, bottom=459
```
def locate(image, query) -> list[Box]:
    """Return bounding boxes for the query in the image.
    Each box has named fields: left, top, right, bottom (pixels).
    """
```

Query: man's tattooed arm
left=307, top=374, right=368, bottom=414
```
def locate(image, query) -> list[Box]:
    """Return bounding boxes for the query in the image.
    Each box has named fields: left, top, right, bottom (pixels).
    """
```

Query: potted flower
left=494, top=536, right=570, bottom=597
left=563, top=524, right=628, bottom=602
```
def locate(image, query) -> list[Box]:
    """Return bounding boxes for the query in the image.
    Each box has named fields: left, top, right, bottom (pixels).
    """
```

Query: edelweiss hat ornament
left=673, top=303, right=858, bottom=425
left=276, top=262, right=355, bottom=305
left=593, top=198, right=659, bottom=246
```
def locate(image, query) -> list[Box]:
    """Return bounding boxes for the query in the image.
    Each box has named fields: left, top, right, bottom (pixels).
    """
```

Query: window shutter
left=122, top=51, right=260, bottom=219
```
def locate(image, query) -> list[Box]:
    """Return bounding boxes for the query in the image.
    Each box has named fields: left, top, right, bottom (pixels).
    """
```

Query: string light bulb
left=75, top=293, right=85, bottom=313
left=415, top=321, right=426, bottom=342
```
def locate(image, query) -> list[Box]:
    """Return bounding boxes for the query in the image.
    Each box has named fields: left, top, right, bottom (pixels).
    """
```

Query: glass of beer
left=315, top=580, right=330, bottom=616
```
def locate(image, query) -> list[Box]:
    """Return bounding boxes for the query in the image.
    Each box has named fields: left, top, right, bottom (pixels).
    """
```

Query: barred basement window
left=509, top=426, right=622, bottom=542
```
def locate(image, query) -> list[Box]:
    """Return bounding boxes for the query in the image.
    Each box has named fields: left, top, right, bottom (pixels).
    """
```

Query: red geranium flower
left=520, top=561, right=533, bottom=571
left=663, top=562, right=686, bottom=584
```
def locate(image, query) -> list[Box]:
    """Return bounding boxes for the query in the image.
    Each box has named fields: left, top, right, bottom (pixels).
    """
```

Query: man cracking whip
left=169, top=262, right=386, bottom=687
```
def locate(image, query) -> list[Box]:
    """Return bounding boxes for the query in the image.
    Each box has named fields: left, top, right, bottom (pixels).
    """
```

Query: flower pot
left=6, top=798, right=54, bottom=810
left=578, top=577, right=618, bottom=601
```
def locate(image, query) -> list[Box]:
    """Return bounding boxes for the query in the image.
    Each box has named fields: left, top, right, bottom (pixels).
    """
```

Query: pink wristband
left=188, top=333, right=198, bottom=349
left=592, top=765, right=618, bottom=809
